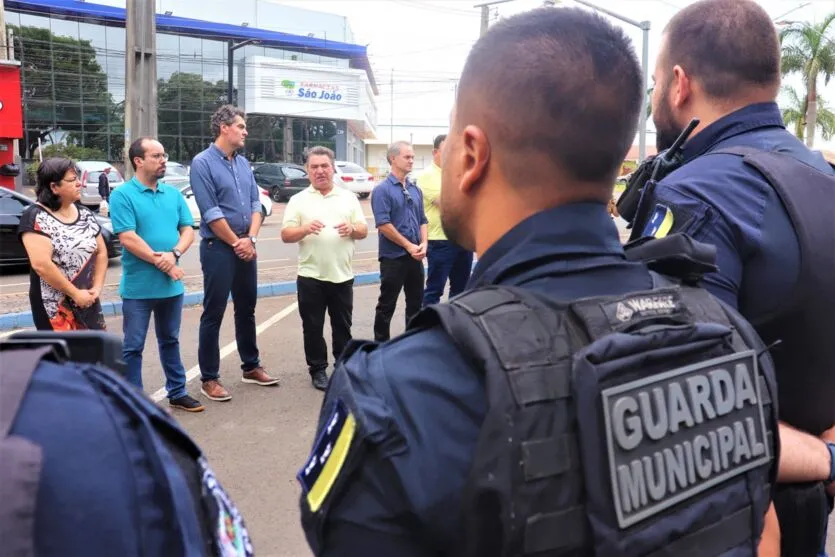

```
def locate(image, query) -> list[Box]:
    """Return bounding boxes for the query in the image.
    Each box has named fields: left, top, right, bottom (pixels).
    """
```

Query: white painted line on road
left=150, top=300, right=299, bottom=402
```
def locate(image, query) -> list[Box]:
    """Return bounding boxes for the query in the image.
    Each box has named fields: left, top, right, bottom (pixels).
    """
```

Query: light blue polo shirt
left=109, top=177, right=194, bottom=299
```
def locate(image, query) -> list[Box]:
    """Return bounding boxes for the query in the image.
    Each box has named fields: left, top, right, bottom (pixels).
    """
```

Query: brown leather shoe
left=241, top=367, right=280, bottom=386
left=200, top=380, right=231, bottom=401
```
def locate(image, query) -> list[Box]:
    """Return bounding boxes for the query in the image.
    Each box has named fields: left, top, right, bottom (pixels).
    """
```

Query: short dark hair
left=35, top=157, right=76, bottom=210
left=211, top=105, right=246, bottom=138
left=456, top=7, right=643, bottom=185
left=128, top=137, right=151, bottom=171
left=663, top=0, right=780, bottom=100
left=433, top=134, right=447, bottom=150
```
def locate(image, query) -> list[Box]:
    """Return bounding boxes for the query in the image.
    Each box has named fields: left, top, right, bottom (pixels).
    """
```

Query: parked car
left=177, top=183, right=273, bottom=227
left=334, top=161, right=375, bottom=199
left=163, top=162, right=190, bottom=187
left=75, top=161, right=125, bottom=209
left=0, top=187, right=121, bottom=268
left=252, top=162, right=310, bottom=202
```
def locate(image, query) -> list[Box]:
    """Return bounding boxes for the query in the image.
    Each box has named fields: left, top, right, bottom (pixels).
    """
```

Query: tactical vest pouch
left=570, top=294, right=773, bottom=556
left=419, top=283, right=777, bottom=557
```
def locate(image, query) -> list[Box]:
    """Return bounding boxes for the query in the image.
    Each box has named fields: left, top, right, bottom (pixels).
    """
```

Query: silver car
left=76, top=161, right=125, bottom=208
left=163, top=162, right=190, bottom=187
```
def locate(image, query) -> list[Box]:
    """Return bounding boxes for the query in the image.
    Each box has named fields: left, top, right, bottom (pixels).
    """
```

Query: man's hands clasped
left=409, top=242, right=427, bottom=261
left=233, top=237, right=257, bottom=261
left=153, top=251, right=187, bottom=280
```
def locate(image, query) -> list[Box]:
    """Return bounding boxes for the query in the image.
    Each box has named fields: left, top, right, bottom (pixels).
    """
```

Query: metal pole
left=480, top=6, right=489, bottom=36
left=639, top=25, right=649, bottom=162
left=125, top=0, right=157, bottom=178
left=227, top=40, right=234, bottom=105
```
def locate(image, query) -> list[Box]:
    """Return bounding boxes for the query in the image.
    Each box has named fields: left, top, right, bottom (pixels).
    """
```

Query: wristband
left=825, top=441, right=835, bottom=485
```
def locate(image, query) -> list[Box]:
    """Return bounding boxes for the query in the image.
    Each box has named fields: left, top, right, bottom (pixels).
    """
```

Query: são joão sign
left=281, top=79, right=344, bottom=103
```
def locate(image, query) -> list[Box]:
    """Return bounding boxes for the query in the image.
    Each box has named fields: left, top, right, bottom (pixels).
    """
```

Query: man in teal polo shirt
left=109, top=137, right=203, bottom=412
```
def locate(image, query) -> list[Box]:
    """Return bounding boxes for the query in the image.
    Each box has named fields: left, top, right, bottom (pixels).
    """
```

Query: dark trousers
left=297, top=276, right=354, bottom=375
left=423, top=240, right=473, bottom=306
left=374, top=255, right=425, bottom=342
left=198, top=238, right=259, bottom=381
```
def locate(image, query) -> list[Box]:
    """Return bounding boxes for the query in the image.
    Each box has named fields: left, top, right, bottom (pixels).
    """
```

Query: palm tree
left=780, top=86, right=835, bottom=142
left=779, top=13, right=835, bottom=148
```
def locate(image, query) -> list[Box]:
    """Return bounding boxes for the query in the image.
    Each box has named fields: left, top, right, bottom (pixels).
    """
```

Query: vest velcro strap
left=452, top=288, right=521, bottom=315
left=522, top=434, right=574, bottom=481
left=646, top=505, right=752, bottom=557
left=508, top=361, right=571, bottom=405
left=523, top=506, right=587, bottom=554
left=757, top=374, right=771, bottom=405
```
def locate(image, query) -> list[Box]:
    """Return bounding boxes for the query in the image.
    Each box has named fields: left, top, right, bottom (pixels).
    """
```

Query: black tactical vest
left=413, top=277, right=779, bottom=556
left=702, top=147, right=835, bottom=436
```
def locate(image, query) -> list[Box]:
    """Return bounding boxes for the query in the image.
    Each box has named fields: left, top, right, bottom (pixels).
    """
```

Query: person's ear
left=458, top=125, right=490, bottom=196
left=670, top=65, right=692, bottom=109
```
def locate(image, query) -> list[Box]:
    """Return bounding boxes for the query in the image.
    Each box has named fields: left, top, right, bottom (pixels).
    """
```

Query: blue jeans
left=198, top=238, right=260, bottom=381
left=121, top=294, right=187, bottom=400
left=423, top=240, right=474, bottom=306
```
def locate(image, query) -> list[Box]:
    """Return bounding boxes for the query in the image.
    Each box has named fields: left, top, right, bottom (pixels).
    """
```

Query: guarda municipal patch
left=601, top=350, right=771, bottom=529
left=298, top=399, right=357, bottom=513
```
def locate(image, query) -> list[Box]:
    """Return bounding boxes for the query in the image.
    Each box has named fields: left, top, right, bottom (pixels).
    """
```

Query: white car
left=334, top=161, right=374, bottom=199
left=178, top=183, right=273, bottom=227
left=76, top=161, right=125, bottom=208
left=163, top=162, right=190, bottom=187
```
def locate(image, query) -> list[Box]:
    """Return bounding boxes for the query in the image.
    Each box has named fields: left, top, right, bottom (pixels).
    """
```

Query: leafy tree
left=11, top=25, right=118, bottom=157
left=779, top=13, right=835, bottom=147
left=780, top=86, right=835, bottom=142
left=156, top=72, right=228, bottom=161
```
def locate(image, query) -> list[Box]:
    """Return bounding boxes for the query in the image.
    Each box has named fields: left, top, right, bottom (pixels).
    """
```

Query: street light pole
left=553, top=0, right=651, bottom=162
left=227, top=39, right=258, bottom=106
left=474, top=0, right=516, bottom=37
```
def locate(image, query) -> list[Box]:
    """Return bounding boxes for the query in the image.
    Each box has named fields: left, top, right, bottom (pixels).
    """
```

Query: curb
left=0, top=271, right=382, bottom=331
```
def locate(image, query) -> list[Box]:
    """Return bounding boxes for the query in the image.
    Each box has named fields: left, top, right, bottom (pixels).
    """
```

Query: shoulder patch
left=642, top=204, right=675, bottom=238
left=297, top=399, right=357, bottom=513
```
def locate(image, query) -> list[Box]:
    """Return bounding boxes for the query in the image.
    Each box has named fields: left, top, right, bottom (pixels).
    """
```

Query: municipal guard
left=626, top=1, right=835, bottom=552
left=298, top=7, right=780, bottom=557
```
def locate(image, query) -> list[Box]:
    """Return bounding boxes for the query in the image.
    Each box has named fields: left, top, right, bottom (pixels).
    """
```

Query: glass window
left=108, top=135, right=124, bottom=161
left=282, top=166, right=306, bottom=179
left=179, top=36, right=202, bottom=76
left=156, top=33, right=180, bottom=81
left=0, top=192, right=26, bottom=215
left=50, top=18, right=79, bottom=41
left=17, top=13, right=50, bottom=30
left=104, top=26, right=125, bottom=104
left=201, top=38, right=227, bottom=83
left=53, top=71, right=81, bottom=103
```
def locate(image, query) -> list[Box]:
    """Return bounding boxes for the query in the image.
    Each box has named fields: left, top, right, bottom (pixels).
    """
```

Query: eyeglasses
left=61, top=176, right=80, bottom=183
left=147, top=153, right=170, bottom=161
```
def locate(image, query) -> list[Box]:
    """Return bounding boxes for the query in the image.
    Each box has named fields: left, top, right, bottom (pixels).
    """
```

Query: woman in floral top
left=18, top=157, right=108, bottom=330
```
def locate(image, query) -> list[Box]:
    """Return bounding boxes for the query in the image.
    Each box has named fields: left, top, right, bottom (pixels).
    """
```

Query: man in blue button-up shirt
left=370, top=141, right=428, bottom=341
left=190, top=105, right=280, bottom=402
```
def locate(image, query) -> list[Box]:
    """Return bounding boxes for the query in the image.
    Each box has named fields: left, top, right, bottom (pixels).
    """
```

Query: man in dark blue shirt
left=370, top=141, right=428, bottom=341
left=297, top=7, right=734, bottom=556
left=635, top=0, right=835, bottom=553
left=190, top=105, right=279, bottom=402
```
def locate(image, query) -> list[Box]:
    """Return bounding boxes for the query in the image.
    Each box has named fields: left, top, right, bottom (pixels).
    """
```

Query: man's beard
left=653, top=96, right=683, bottom=152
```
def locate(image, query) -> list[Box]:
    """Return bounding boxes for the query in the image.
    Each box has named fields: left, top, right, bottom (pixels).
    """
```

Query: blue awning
left=6, top=0, right=378, bottom=93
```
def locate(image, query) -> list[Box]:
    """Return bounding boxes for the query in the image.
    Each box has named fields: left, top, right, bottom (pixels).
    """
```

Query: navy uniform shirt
left=299, top=202, right=654, bottom=556
left=371, top=173, right=428, bottom=259
left=636, top=102, right=835, bottom=322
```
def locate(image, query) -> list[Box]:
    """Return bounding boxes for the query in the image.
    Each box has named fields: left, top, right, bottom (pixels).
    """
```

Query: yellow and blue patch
left=642, top=204, right=675, bottom=238
left=298, top=399, right=357, bottom=513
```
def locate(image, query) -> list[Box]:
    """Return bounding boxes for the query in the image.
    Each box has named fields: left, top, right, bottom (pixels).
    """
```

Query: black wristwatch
left=172, top=248, right=182, bottom=263
left=825, top=441, right=835, bottom=486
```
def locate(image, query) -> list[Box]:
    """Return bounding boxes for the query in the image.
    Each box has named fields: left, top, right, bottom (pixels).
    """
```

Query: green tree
left=780, top=86, right=835, bottom=142
left=779, top=13, right=835, bottom=148
left=156, top=72, right=228, bottom=160
left=11, top=25, right=118, bottom=157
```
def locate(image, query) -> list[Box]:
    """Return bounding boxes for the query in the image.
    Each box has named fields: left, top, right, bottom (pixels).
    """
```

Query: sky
left=272, top=0, right=835, bottom=151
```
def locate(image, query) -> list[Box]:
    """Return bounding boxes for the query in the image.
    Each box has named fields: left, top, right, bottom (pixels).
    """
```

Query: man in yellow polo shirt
left=281, top=146, right=368, bottom=390
left=417, top=134, right=474, bottom=306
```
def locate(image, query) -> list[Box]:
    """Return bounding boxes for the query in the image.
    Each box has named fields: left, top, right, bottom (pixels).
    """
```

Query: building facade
left=2, top=0, right=377, bottom=167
